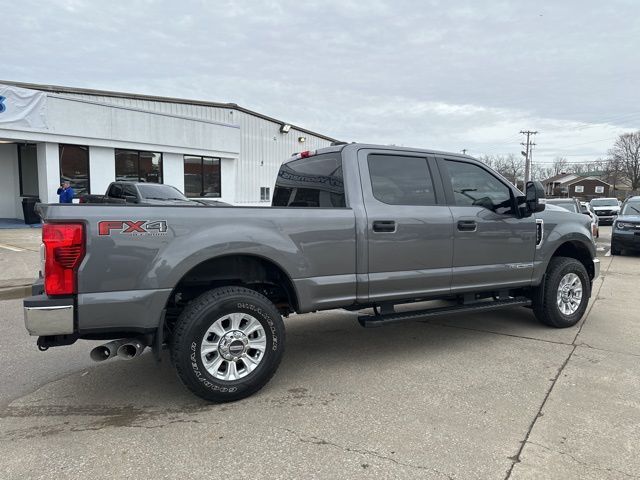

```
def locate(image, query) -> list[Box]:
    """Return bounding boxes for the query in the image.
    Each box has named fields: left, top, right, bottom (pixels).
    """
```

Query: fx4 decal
left=98, top=220, right=168, bottom=236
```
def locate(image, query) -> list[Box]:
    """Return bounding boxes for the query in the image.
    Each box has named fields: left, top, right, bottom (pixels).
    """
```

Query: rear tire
left=171, top=286, right=285, bottom=402
left=532, top=257, right=590, bottom=328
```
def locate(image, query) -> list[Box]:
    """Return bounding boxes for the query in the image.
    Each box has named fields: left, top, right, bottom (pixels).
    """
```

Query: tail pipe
left=90, top=337, right=148, bottom=362
left=116, top=339, right=146, bottom=360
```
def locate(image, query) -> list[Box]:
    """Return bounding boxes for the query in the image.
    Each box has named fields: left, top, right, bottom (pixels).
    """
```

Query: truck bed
left=37, top=203, right=357, bottom=333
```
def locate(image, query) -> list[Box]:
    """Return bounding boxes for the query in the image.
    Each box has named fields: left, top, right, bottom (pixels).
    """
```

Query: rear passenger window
left=368, top=155, right=436, bottom=206
left=272, top=152, right=345, bottom=207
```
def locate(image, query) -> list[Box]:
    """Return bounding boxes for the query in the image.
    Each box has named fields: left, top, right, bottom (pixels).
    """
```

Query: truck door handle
left=372, top=221, right=396, bottom=233
left=457, top=220, right=477, bottom=232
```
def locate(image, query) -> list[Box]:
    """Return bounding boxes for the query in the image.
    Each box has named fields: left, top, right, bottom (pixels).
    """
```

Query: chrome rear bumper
left=24, top=295, right=74, bottom=336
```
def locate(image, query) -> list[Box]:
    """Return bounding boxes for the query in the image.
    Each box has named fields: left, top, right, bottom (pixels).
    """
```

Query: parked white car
left=590, top=198, right=620, bottom=225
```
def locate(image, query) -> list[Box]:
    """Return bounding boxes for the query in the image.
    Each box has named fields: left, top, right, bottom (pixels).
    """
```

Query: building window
left=18, top=144, right=39, bottom=197
left=574, top=185, right=584, bottom=193
left=59, top=144, right=90, bottom=197
left=595, top=185, right=604, bottom=194
left=115, top=149, right=162, bottom=183
left=183, top=156, right=221, bottom=197
left=260, top=187, right=271, bottom=202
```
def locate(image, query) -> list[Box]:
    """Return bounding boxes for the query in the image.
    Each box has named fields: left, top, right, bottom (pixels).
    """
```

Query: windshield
left=137, top=184, right=188, bottom=200
left=622, top=201, right=640, bottom=215
left=591, top=199, right=618, bottom=207
left=547, top=201, right=578, bottom=213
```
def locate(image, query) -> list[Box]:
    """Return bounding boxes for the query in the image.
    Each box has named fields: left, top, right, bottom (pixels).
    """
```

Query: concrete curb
left=0, top=285, right=31, bottom=301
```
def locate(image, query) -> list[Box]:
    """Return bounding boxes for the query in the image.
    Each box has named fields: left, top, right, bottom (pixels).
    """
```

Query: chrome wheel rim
left=556, top=273, right=583, bottom=316
left=200, top=313, right=267, bottom=381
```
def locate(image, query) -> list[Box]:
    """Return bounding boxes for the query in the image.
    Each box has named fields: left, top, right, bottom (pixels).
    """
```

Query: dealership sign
left=0, top=84, right=48, bottom=130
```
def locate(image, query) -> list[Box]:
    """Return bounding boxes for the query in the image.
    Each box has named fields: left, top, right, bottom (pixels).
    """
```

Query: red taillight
left=300, top=150, right=312, bottom=158
left=43, top=223, right=85, bottom=296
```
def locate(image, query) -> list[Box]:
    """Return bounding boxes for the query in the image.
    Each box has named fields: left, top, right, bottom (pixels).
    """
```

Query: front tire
left=171, top=286, right=285, bottom=402
left=611, top=245, right=622, bottom=255
left=532, top=257, right=590, bottom=328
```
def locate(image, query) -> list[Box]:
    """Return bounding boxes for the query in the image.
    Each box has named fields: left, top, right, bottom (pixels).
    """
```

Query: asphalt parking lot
left=1, top=227, right=639, bottom=479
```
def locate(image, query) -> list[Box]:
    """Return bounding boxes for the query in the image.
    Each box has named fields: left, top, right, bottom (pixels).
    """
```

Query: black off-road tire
left=171, top=286, right=285, bottom=402
left=532, top=257, right=591, bottom=328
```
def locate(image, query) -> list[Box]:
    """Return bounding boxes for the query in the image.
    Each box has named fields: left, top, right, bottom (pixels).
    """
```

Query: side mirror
left=525, top=181, right=546, bottom=214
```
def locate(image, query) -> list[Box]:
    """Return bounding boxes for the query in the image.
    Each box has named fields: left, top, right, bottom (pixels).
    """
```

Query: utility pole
left=520, top=130, right=538, bottom=183
left=461, top=149, right=467, bottom=155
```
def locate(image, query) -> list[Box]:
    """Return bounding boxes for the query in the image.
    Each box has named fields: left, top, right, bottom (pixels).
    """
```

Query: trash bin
left=21, top=197, right=41, bottom=225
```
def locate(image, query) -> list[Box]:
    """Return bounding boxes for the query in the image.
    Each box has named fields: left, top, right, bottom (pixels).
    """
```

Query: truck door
left=436, top=157, right=536, bottom=292
left=358, top=149, right=454, bottom=302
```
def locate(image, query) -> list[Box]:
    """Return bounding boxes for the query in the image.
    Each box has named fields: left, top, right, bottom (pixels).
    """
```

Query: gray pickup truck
left=24, top=143, right=599, bottom=402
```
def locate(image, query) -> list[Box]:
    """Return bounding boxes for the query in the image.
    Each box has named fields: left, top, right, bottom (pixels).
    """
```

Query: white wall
left=233, top=112, right=333, bottom=204
left=37, top=142, right=60, bottom=204
left=0, top=144, right=19, bottom=218
left=162, top=152, right=184, bottom=193
left=89, top=146, right=115, bottom=194
left=219, top=158, right=237, bottom=204
left=46, top=96, right=241, bottom=156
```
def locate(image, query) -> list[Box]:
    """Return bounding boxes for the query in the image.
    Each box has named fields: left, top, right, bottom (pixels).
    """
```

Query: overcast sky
left=2, top=0, right=639, bottom=167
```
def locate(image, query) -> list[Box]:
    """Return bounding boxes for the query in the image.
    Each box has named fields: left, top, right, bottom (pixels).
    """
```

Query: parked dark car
left=611, top=196, right=640, bottom=255
left=80, top=182, right=193, bottom=205
left=547, top=198, right=598, bottom=238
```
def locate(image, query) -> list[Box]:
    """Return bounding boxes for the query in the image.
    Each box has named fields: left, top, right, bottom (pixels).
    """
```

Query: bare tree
left=531, top=163, right=553, bottom=181
left=595, top=156, right=624, bottom=191
left=477, top=155, right=496, bottom=170
left=609, top=131, right=640, bottom=190
left=479, top=154, right=524, bottom=185
left=499, top=153, right=524, bottom=185
left=552, top=157, right=569, bottom=176
left=568, top=162, right=587, bottom=174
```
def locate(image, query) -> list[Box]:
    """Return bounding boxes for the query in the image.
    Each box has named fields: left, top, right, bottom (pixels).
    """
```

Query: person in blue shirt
left=57, top=181, right=75, bottom=203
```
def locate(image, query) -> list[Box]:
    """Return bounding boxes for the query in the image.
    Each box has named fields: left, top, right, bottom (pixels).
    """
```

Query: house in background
left=543, top=173, right=611, bottom=199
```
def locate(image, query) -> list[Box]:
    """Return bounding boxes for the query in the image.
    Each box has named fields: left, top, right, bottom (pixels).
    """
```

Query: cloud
left=1, top=0, right=638, bottom=165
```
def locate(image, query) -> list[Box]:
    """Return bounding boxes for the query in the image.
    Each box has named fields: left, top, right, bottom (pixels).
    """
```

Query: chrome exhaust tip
left=89, top=339, right=126, bottom=362
left=89, top=338, right=145, bottom=362
left=116, top=341, right=145, bottom=360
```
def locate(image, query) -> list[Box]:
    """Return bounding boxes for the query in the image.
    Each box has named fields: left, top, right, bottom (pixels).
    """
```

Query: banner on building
left=0, top=84, right=48, bottom=130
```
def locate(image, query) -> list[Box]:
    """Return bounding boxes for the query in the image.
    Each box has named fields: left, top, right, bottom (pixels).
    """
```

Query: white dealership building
left=0, top=81, right=336, bottom=220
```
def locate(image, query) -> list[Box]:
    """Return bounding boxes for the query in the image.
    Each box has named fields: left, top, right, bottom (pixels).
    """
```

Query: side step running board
left=357, top=297, right=531, bottom=328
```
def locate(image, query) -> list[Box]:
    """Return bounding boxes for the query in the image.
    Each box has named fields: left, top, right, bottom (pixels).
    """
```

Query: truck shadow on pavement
left=9, top=305, right=568, bottom=409
left=1, top=304, right=579, bottom=440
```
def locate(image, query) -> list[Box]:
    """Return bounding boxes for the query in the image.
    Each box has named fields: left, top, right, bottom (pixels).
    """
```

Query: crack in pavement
left=504, top=257, right=612, bottom=480
left=574, top=341, right=640, bottom=359
left=424, top=321, right=574, bottom=347
left=526, top=441, right=640, bottom=479
left=281, top=427, right=455, bottom=479
left=503, top=344, right=577, bottom=479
